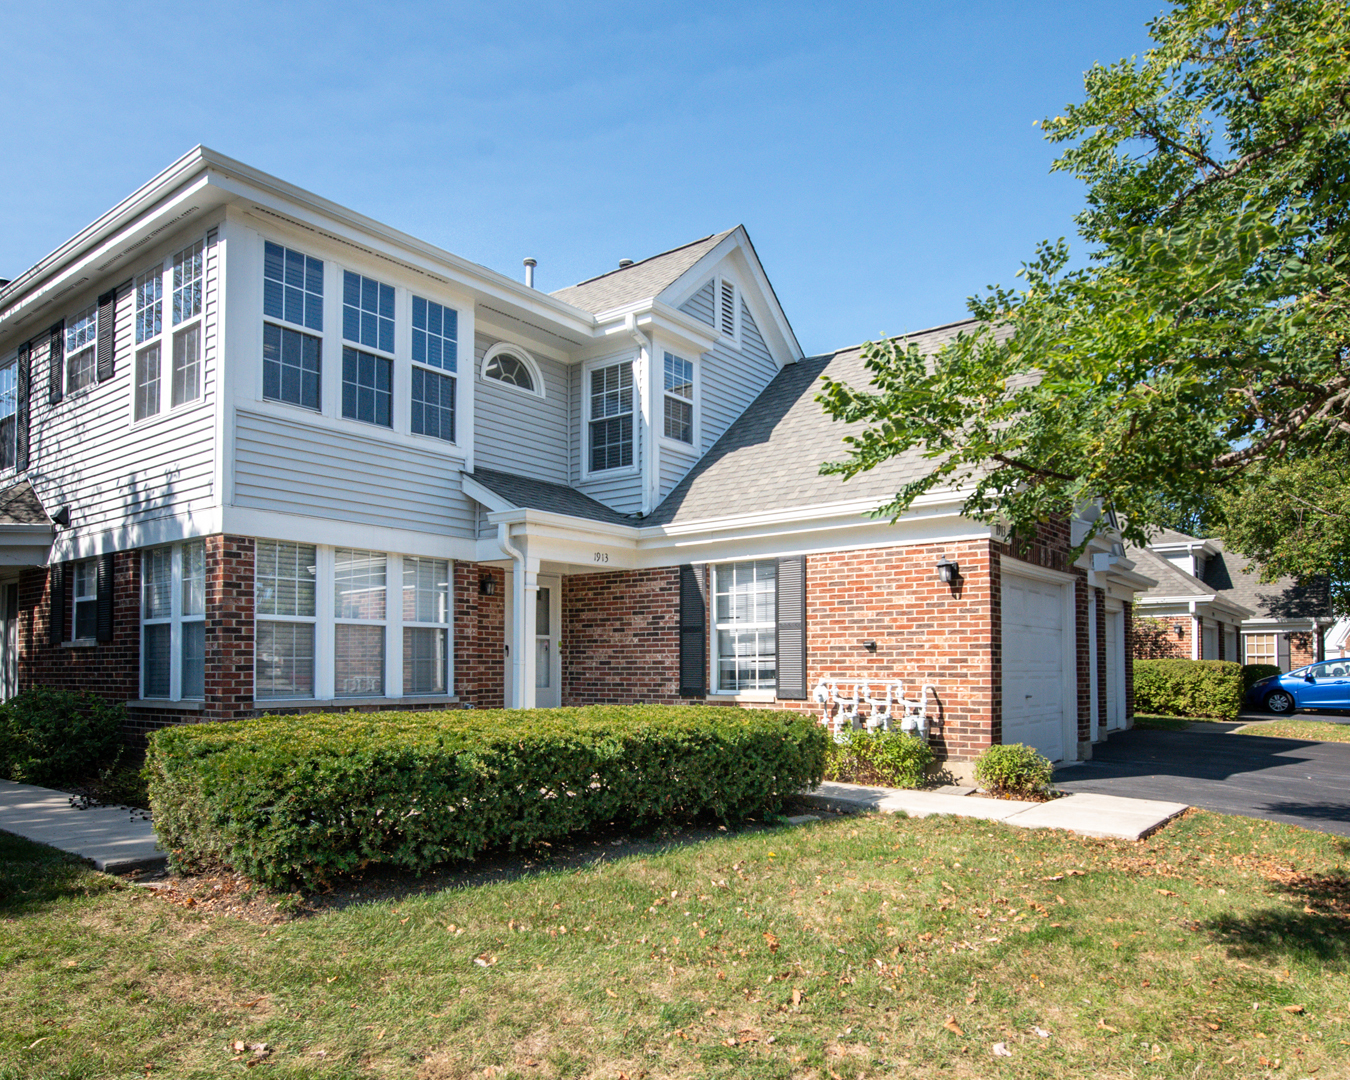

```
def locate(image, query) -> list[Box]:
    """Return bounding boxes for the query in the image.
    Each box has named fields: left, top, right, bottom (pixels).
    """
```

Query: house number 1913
left=593, top=551, right=610, bottom=563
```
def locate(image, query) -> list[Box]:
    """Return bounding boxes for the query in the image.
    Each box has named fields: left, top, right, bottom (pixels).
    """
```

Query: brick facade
left=454, top=563, right=506, bottom=710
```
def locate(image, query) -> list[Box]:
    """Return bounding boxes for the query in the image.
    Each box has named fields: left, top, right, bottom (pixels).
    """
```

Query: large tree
left=819, top=0, right=1350, bottom=598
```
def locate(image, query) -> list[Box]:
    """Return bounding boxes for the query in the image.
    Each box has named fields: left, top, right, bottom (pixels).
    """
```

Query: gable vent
left=720, top=279, right=736, bottom=337
left=96, top=207, right=200, bottom=271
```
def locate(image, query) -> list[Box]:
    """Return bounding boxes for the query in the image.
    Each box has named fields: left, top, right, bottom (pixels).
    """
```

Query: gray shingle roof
left=1126, top=545, right=1217, bottom=600
left=647, top=319, right=1004, bottom=526
left=0, top=480, right=50, bottom=526
left=550, top=230, right=733, bottom=314
left=1202, top=539, right=1329, bottom=620
left=469, top=468, right=636, bottom=527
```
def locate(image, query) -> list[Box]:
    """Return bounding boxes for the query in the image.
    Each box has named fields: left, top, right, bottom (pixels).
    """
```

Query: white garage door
left=1001, top=572, right=1067, bottom=762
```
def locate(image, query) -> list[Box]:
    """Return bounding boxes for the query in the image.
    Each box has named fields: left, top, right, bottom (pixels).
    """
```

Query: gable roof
left=647, top=319, right=1004, bottom=526
left=1201, top=539, right=1329, bottom=621
left=0, top=480, right=50, bottom=526
left=1126, top=545, right=1220, bottom=600
left=550, top=230, right=734, bottom=314
left=467, top=468, right=636, bottom=527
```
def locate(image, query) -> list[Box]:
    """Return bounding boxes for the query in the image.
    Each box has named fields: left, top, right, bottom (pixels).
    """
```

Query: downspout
left=497, top=522, right=526, bottom=708
left=625, top=313, right=656, bottom=515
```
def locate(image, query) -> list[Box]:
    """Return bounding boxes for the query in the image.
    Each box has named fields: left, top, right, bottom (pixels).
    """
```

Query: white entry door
left=535, top=574, right=561, bottom=708
left=1103, top=607, right=1125, bottom=731
left=1001, top=571, right=1068, bottom=762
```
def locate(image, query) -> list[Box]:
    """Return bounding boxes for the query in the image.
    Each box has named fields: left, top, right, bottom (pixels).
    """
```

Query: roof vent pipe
left=618, top=259, right=634, bottom=269
left=523, top=257, right=536, bottom=288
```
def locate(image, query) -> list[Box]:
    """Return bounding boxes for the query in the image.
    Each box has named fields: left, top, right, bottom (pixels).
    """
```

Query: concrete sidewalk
left=801, top=780, right=1187, bottom=841
left=0, top=779, right=165, bottom=874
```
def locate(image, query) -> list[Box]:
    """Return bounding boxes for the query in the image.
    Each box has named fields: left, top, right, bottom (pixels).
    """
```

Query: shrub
left=1133, top=658, right=1243, bottom=719
left=146, top=705, right=829, bottom=891
left=1242, top=664, right=1283, bottom=693
left=973, top=743, right=1054, bottom=798
left=824, top=729, right=933, bottom=788
left=0, top=689, right=124, bottom=787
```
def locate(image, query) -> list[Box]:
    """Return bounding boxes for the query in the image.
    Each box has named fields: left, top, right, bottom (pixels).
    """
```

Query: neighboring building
left=0, top=147, right=1152, bottom=769
left=1127, top=529, right=1332, bottom=669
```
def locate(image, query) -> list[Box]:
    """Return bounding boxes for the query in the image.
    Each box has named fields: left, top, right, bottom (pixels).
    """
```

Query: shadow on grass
left=1205, top=904, right=1350, bottom=962
left=0, top=830, right=114, bottom=916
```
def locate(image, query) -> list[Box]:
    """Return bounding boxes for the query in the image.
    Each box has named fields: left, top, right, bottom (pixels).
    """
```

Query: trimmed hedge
left=1133, top=658, right=1243, bottom=719
left=0, top=689, right=124, bottom=787
left=1242, top=664, right=1282, bottom=692
left=825, top=730, right=933, bottom=788
left=146, top=705, right=829, bottom=890
left=973, top=743, right=1054, bottom=798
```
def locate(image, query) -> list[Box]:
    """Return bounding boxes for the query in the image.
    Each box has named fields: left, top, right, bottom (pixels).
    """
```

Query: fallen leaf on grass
left=235, top=996, right=268, bottom=1008
left=1097, top=1020, right=1120, bottom=1034
left=992, top=1042, right=1013, bottom=1057
left=1156, top=889, right=1177, bottom=897
left=1283, top=1004, right=1305, bottom=1014
left=944, top=1016, right=965, bottom=1036
left=763, top=931, right=779, bottom=953
left=1033, top=1026, right=1051, bottom=1039
left=791, top=988, right=803, bottom=1007
left=606, top=988, right=618, bottom=998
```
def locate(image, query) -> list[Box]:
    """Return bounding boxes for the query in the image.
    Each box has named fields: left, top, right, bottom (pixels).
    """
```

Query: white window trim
left=254, top=541, right=454, bottom=704
left=715, top=275, right=741, bottom=349
left=72, top=558, right=98, bottom=642
left=709, top=558, right=777, bottom=696
left=658, top=350, right=700, bottom=452
left=64, top=304, right=99, bottom=398
left=130, top=238, right=208, bottom=426
left=141, top=541, right=206, bottom=701
left=260, top=239, right=326, bottom=415
left=479, top=341, right=544, bottom=398
left=409, top=293, right=460, bottom=446
left=581, top=354, right=639, bottom=479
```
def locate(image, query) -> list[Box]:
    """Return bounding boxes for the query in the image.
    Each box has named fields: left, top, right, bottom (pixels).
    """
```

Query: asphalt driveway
left=1055, top=723, right=1350, bottom=837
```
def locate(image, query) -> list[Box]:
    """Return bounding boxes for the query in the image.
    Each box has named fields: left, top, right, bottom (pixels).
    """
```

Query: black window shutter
left=15, top=341, right=30, bottom=471
left=49, top=562, right=66, bottom=646
left=775, top=555, right=808, bottom=699
left=47, top=322, right=64, bottom=405
left=678, top=564, right=707, bottom=697
left=96, top=289, right=116, bottom=383
left=95, top=552, right=115, bottom=643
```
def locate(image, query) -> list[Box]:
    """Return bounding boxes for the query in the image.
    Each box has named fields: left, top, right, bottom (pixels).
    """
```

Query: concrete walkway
left=0, top=779, right=165, bottom=873
left=801, top=780, right=1187, bottom=841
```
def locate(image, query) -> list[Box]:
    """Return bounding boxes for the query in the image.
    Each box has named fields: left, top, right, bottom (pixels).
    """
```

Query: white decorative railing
left=812, top=678, right=937, bottom=743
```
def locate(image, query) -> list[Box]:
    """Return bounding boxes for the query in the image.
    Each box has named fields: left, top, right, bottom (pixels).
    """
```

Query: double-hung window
left=0, top=355, right=16, bottom=471
left=663, top=353, right=693, bottom=444
left=334, top=549, right=386, bottom=696
left=133, top=240, right=207, bottom=422
left=588, top=360, right=633, bottom=472
left=142, top=541, right=206, bottom=699
left=263, top=241, right=323, bottom=411
left=713, top=560, right=777, bottom=692
left=72, top=559, right=98, bottom=640
left=65, top=307, right=98, bottom=395
left=255, top=540, right=317, bottom=699
left=402, top=556, right=450, bottom=694
left=411, top=296, right=456, bottom=442
left=342, top=271, right=394, bottom=427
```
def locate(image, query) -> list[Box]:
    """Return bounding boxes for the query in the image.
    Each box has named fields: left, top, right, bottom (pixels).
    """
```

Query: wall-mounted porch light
left=479, top=576, right=497, bottom=595
left=861, top=640, right=877, bottom=653
left=1173, top=623, right=1185, bottom=637
left=936, top=559, right=959, bottom=584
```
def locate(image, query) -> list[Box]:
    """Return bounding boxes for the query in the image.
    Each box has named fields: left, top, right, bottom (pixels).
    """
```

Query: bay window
left=262, top=241, right=323, bottom=410
left=133, top=240, right=205, bottom=422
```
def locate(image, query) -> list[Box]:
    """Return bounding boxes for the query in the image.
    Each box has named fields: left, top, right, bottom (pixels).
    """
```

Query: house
left=1127, top=529, right=1332, bottom=669
left=0, top=147, right=1152, bottom=772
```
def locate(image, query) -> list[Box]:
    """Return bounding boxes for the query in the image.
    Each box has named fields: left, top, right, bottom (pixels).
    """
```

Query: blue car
left=1246, top=660, right=1350, bottom=715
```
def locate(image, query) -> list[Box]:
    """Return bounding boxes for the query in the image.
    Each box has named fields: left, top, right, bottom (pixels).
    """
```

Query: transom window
left=134, top=239, right=206, bottom=422
left=713, top=560, right=776, bottom=692
left=142, top=540, right=206, bottom=700
left=342, top=347, right=392, bottom=427
left=411, top=296, right=457, bottom=443
left=483, top=348, right=536, bottom=392
left=663, top=352, right=693, bottom=444
left=588, top=360, right=633, bottom=472
left=65, top=306, right=97, bottom=394
left=343, top=271, right=395, bottom=354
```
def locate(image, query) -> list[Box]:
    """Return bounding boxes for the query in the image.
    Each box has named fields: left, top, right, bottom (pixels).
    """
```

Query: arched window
left=481, top=343, right=543, bottom=396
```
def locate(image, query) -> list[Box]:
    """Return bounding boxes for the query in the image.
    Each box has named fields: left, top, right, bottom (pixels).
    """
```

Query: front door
left=535, top=575, right=561, bottom=708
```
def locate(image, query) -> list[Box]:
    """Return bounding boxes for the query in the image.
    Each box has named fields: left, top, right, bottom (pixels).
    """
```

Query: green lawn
left=2, top=809, right=1348, bottom=1079
left=1236, top=718, right=1350, bottom=743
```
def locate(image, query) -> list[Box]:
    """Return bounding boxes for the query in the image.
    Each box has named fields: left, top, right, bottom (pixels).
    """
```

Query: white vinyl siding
left=33, top=226, right=219, bottom=537
left=696, top=298, right=778, bottom=455
left=473, top=334, right=569, bottom=484
left=233, top=410, right=478, bottom=538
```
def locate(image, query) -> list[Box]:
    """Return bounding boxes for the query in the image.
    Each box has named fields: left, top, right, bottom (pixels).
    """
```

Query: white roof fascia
left=659, top=227, right=803, bottom=365
left=590, top=300, right=719, bottom=359
left=1151, top=538, right=1221, bottom=557
left=460, top=475, right=517, bottom=515
left=1137, top=593, right=1255, bottom=620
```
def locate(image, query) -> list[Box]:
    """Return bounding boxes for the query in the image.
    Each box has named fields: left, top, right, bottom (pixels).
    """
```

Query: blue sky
left=0, top=0, right=1164, bottom=356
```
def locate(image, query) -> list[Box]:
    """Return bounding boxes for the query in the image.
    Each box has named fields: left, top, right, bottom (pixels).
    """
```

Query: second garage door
left=1001, top=572, right=1068, bottom=762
